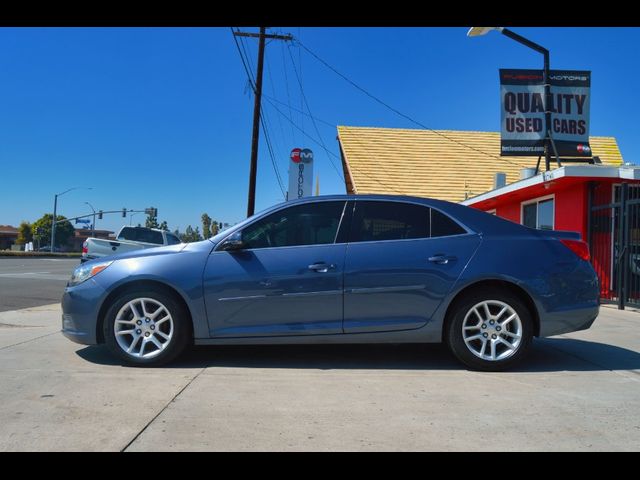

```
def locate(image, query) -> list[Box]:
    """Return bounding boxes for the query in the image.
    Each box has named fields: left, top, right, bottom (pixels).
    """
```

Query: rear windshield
left=118, top=227, right=164, bottom=244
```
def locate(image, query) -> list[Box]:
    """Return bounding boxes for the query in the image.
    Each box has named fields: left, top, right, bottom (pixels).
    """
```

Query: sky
left=0, top=27, right=638, bottom=234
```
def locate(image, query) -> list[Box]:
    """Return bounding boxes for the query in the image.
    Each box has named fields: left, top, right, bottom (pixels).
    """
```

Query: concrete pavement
left=0, top=303, right=639, bottom=451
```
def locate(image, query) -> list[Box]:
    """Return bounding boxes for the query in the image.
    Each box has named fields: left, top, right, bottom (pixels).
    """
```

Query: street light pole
left=51, top=187, right=92, bottom=251
left=51, top=193, right=58, bottom=251
left=467, top=27, right=554, bottom=172
left=85, top=201, right=96, bottom=238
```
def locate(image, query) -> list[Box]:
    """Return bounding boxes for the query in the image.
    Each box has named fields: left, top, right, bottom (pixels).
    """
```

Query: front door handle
left=308, top=262, right=335, bottom=273
left=428, top=254, right=455, bottom=265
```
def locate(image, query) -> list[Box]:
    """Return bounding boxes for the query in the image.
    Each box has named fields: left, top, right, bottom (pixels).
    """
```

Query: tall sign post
left=288, top=148, right=314, bottom=200
left=468, top=27, right=553, bottom=171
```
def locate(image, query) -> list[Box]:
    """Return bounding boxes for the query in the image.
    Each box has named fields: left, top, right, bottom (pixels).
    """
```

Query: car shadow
left=76, top=337, right=640, bottom=373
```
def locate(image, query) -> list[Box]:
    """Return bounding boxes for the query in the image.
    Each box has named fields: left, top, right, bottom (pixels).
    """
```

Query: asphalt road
left=0, top=258, right=79, bottom=312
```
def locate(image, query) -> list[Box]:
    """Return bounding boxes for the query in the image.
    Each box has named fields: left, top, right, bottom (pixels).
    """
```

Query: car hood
left=87, top=240, right=213, bottom=264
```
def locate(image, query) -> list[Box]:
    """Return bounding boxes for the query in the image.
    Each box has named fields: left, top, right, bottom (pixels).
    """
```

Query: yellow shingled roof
left=337, top=126, right=624, bottom=202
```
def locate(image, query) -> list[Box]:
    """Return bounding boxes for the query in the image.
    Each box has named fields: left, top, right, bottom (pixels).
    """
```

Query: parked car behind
left=82, top=226, right=181, bottom=262
left=37, top=245, right=63, bottom=252
left=63, top=195, right=599, bottom=371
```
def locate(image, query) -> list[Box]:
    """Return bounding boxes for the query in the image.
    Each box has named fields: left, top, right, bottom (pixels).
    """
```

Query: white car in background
left=82, top=226, right=181, bottom=262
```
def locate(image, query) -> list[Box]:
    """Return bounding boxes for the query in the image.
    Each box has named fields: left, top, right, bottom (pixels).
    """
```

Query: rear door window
left=350, top=201, right=430, bottom=242
left=430, top=209, right=466, bottom=237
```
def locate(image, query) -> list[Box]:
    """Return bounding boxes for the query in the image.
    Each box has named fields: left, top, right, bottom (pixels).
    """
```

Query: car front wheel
left=445, top=289, right=533, bottom=371
left=103, top=288, right=191, bottom=366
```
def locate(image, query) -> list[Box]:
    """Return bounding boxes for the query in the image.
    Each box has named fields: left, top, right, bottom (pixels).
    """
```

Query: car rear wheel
left=445, top=289, right=533, bottom=371
left=104, top=288, right=191, bottom=366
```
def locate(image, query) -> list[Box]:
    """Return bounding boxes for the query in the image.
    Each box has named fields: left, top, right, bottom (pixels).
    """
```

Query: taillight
left=560, top=239, right=590, bottom=261
left=82, top=241, right=88, bottom=255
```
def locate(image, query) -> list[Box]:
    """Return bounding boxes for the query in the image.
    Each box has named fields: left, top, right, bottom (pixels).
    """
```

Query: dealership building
left=337, top=126, right=640, bottom=308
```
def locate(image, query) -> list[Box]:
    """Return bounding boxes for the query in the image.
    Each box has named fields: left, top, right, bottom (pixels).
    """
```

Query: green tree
left=145, top=211, right=159, bottom=229
left=201, top=213, right=212, bottom=240
left=31, top=214, right=75, bottom=248
left=159, top=220, right=169, bottom=231
left=180, top=225, right=203, bottom=243
left=16, top=221, right=33, bottom=245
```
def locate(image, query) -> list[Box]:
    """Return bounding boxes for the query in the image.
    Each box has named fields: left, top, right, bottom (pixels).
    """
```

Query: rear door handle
left=428, top=254, right=455, bottom=265
left=308, top=262, right=335, bottom=273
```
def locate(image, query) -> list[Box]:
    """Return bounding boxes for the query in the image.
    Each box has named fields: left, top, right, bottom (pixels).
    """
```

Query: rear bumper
left=538, top=304, right=599, bottom=337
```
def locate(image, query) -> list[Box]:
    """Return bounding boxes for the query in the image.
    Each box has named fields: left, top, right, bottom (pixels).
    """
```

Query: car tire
left=103, top=288, right=191, bottom=367
left=445, top=288, right=534, bottom=372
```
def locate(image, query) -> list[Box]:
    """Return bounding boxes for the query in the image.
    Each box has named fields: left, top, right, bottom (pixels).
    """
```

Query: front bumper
left=61, top=278, right=107, bottom=345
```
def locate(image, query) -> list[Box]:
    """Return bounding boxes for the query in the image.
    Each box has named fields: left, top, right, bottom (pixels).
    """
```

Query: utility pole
left=234, top=27, right=292, bottom=217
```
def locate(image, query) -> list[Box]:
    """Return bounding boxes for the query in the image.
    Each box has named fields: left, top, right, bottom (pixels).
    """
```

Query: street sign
left=75, top=218, right=91, bottom=224
left=500, top=69, right=591, bottom=157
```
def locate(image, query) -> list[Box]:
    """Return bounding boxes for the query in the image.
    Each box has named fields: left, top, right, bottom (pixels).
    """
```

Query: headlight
left=69, top=260, right=113, bottom=286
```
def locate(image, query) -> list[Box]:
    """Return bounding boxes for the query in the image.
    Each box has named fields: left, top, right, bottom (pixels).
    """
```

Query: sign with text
left=500, top=69, right=591, bottom=157
left=288, top=148, right=314, bottom=200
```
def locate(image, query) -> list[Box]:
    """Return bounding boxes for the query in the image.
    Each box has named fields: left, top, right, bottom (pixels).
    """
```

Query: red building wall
left=473, top=179, right=622, bottom=299
left=492, top=182, right=588, bottom=240
left=555, top=183, right=588, bottom=241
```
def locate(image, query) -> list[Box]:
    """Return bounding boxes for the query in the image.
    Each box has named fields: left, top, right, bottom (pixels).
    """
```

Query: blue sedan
left=62, top=195, right=599, bottom=371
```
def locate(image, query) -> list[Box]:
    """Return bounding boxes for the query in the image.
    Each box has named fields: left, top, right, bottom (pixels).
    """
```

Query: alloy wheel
left=461, top=300, right=523, bottom=362
left=113, top=297, right=174, bottom=359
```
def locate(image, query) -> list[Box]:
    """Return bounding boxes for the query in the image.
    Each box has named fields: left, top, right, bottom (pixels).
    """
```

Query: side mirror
left=218, top=231, right=245, bottom=251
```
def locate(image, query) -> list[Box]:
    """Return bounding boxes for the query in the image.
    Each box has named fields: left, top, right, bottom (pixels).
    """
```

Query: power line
left=297, top=28, right=304, bottom=135
left=237, top=32, right=256, bottom=85
left=286, top=44, right=343, bottom=180
left=264, top=97, right=403, bottom=194
left=259, top=111, right=286, bottom=197
left=294, top=38, right=527, bottom=170
left=262, top=93, right=337, bottom=128
left=262, top=93, right=336, bottom=128
left=264, top=97, right=342, bottom=182
left=280, top=42, right=296, bottom=143
left=265, top=49, right=288, bottom=157
left=230, top=27, right=255, bottom=92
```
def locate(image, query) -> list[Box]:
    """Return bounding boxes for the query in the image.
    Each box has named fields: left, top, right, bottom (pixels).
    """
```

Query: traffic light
left=122, top=208, right=127, bottom=218
left=144, top=207, right=157, bottom=217
left=98, top=210, right=103, bottom=220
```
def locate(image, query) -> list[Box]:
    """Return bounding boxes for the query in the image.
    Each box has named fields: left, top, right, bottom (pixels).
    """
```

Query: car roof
left=285, top=193, right=433, bottom=205
left=281, top=194, right=529, bottom=237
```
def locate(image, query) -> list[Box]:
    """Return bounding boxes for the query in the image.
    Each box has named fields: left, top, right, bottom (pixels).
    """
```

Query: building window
left=522, top=197, right=554, bottom=230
